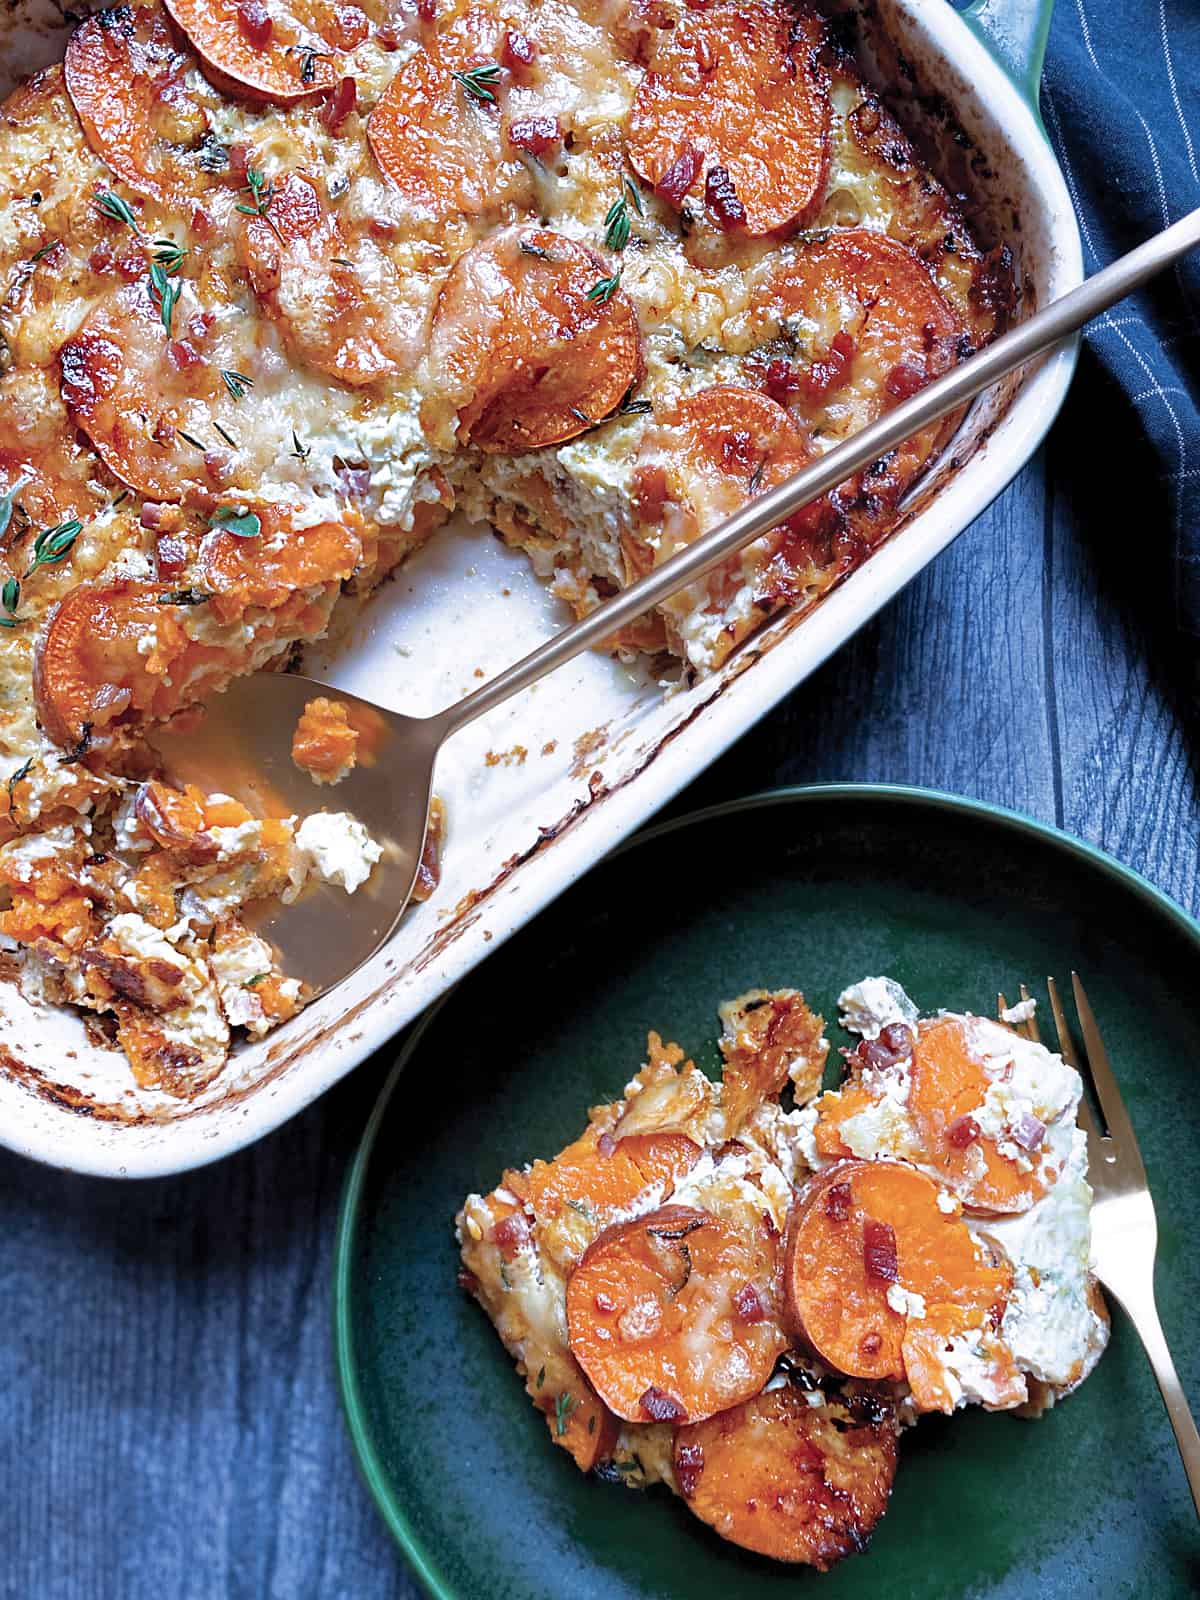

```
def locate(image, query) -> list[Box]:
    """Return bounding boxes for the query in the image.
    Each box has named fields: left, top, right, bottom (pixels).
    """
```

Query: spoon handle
left=436, top=206, right=1200, bottom=737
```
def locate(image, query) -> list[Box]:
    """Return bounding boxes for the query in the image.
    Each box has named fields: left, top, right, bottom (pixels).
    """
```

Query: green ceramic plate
left=335, top=785, right=1200, bottom=1599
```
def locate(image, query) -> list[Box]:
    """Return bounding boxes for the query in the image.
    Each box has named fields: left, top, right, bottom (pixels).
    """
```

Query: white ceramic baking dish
left=0, top=0, right=1080, bottom=1176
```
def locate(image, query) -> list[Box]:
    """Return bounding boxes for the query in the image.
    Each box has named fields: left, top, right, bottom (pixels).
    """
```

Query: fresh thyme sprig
left=602, top=177, right=644, bottom=253
left=8, top=756, right=33, bottom=796
left=24, top=519, right=82, bottom=577
left=148, top=259, right=181, bottom=335
left=151, top=237, right=188, bottom=274
left=452, top=62, right=502, bottom=103
left=586, top=268, right=622, bottom=305
left=554, top=1392, right=580, bottom=1437
left=95, top=191, right=138, bottom=230
left=220, top=369, right=255, bottom=402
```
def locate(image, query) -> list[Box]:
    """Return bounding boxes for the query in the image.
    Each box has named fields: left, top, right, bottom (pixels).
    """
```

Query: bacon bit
left=187, top=311, right=214, bottom=343
left=704, top=164, right=746, bottom=231
left=204, top=449, right=232, bottom=482
left=456, top=1268, right=479, bottom=1293
left=763, top=358, right=799, bottom=406
left=720, top=426, right=758, bottom=477
left=885, top=360, right=928, bottom=400
left=190, top=205, right=214, bottom=240
left=330, top=3, right=370, bottom=49
left=1011, top=1113, right=1046, bottom=1151
left=656, top=144, right=702, bottom=206
left=947, top=1114, right=981, bottom=1149
left=417, top=0, right=436, bottom=19
left=228, top=143, right=251, bottom=184
left=823, top=1182, right=852, bottom=1222
left=166, top=340, right=202, bottom=372
left=139, top=503, right=168, bottom=530
left=507, top=115, right=562, bottom=156
left=492, top=1211, right=531, bottom=1260
left=633, top=462, right=670, bottom=523
left=801, top=330, right=856, bottom=404
left=236, top=0, right=272, bottom=51
left=87, top=243, right=114, bottom=274
left=115, top=249, right=144, bottom=283
left=503, top=28, right=536, bottom=69
left=863, top=1218, right=899, bottom=1283
left=675, top=1441, right=705, bottom=1497
left=150, top=415, right=175, bottom=445
left=639, top=1385, right=688, bottom=1423
left=732, top=1283, right=767, bottom=1323
left=155, top=533, right=189, bottom=578
left=321, top=76, right=357, bottom=132
left=597, top=1130, right=617, bottom=1157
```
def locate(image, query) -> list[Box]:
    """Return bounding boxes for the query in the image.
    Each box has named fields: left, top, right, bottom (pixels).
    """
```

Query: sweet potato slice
left=65, top=4, right=211, bottom=203
left=674, top=1385, right=897, bottom=1568
left=639, top=384, right=814, bottom=536
left=909, top=1017, right=1047, bottom=1214
left=429, top=226, right=642, bottom=453
left=163, top=0, right=340, bottom=103
left=524, top=1126, right=700, bottom=1272
left=34, top=581, right=195, bottom=749
left=784, top=1161, right=1011, bottom=1401
left=368, top=7, right=531, bottom=223
left=237, top=171, right=421, bottom=385
left=760, top=229, right=965, bottom=540
left=627, top=0, right=830, bottom=235
left=195, top=512, right=361, bottom=621
left=566, top=1203, right=787, bottom=1423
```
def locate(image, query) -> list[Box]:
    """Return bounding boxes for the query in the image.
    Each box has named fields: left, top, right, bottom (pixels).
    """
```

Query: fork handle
left=1109, top=1283, right=1200, bottom=1519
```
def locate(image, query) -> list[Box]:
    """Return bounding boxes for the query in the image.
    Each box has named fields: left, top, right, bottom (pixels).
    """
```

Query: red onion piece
left=947, top=1113, right=981, bottom=1149
left=1011, top=1112, right=1046, bottom=1151
left=656, top=145, right=702, bottom=206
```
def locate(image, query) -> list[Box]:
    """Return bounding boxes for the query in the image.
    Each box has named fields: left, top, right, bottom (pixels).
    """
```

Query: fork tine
left=1047, top=976, right=1102, bottom=1142
left=1018, top=983, right=1042, bottom=1044
left=1072, top=973, right=1138, bottom=1151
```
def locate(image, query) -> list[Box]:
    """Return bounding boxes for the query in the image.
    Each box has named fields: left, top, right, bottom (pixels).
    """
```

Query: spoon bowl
left=151, top=673, right=439, bottom=994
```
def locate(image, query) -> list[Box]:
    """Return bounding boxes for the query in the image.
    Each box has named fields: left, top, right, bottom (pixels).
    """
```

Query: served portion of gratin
left=0, top=0, right=1010, bottom=1089
left=457, top=981, right=1107, bottom=1568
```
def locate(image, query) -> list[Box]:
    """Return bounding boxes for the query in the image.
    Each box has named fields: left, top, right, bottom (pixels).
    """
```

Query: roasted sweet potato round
left=628, top=0, right=830, bottom=235
left=784, top=1160, right=1011, bottom=1395
left=566, top=1203, right=787, bottom=1424
left=429, top=227, right=643, bottom=453
left=674, top=1385, right=897, bottom=1568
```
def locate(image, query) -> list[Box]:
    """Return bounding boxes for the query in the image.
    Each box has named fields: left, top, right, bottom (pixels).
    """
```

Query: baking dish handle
left=960, top=0, right=1054, bottom=112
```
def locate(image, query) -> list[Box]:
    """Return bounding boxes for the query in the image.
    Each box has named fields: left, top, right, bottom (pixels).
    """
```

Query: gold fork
left=998, top=977, right=1200, bottom=1518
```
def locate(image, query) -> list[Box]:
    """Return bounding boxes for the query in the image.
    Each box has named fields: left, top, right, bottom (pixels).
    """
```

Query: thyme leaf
left=208, top=506, right=262, bottom=540
left=554, top=1391, right=579, bottom=1437
left=213, top=422, right=239, bottom=448
left=290, top=429, right=310, bottom=462
left=2, top=577, right=19, bottom=614
left=220, top=369, right=255, bottom=402
left=149, top=259, right=181, bottom=335
left=58, top=722, right=94, bottom=765
left=586, top=269, right=621, bottom=305
left=453, top=62, right=502, bottom=103
left=95, top=190, right=138, bottom=230
left=7, top=756, right=33, bottom=796
left=151, top=237, right=188, bottom=274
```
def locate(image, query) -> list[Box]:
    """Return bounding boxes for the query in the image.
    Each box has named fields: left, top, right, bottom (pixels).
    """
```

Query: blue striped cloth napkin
left=1040, top=0, right=1200, bottom=636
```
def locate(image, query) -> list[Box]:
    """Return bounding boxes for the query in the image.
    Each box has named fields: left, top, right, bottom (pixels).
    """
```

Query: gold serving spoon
left=155, top=208, right=1200, bottom=996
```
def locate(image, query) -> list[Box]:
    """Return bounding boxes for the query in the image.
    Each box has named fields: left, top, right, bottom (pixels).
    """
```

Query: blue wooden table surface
left=3, top=347, right=1196, bottom=1599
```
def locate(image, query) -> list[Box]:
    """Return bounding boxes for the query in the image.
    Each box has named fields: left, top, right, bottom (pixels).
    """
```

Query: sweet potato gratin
left=457, top=981, right=1108, bottom=1568
left=0, top=0, right=1008, bottom=1090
